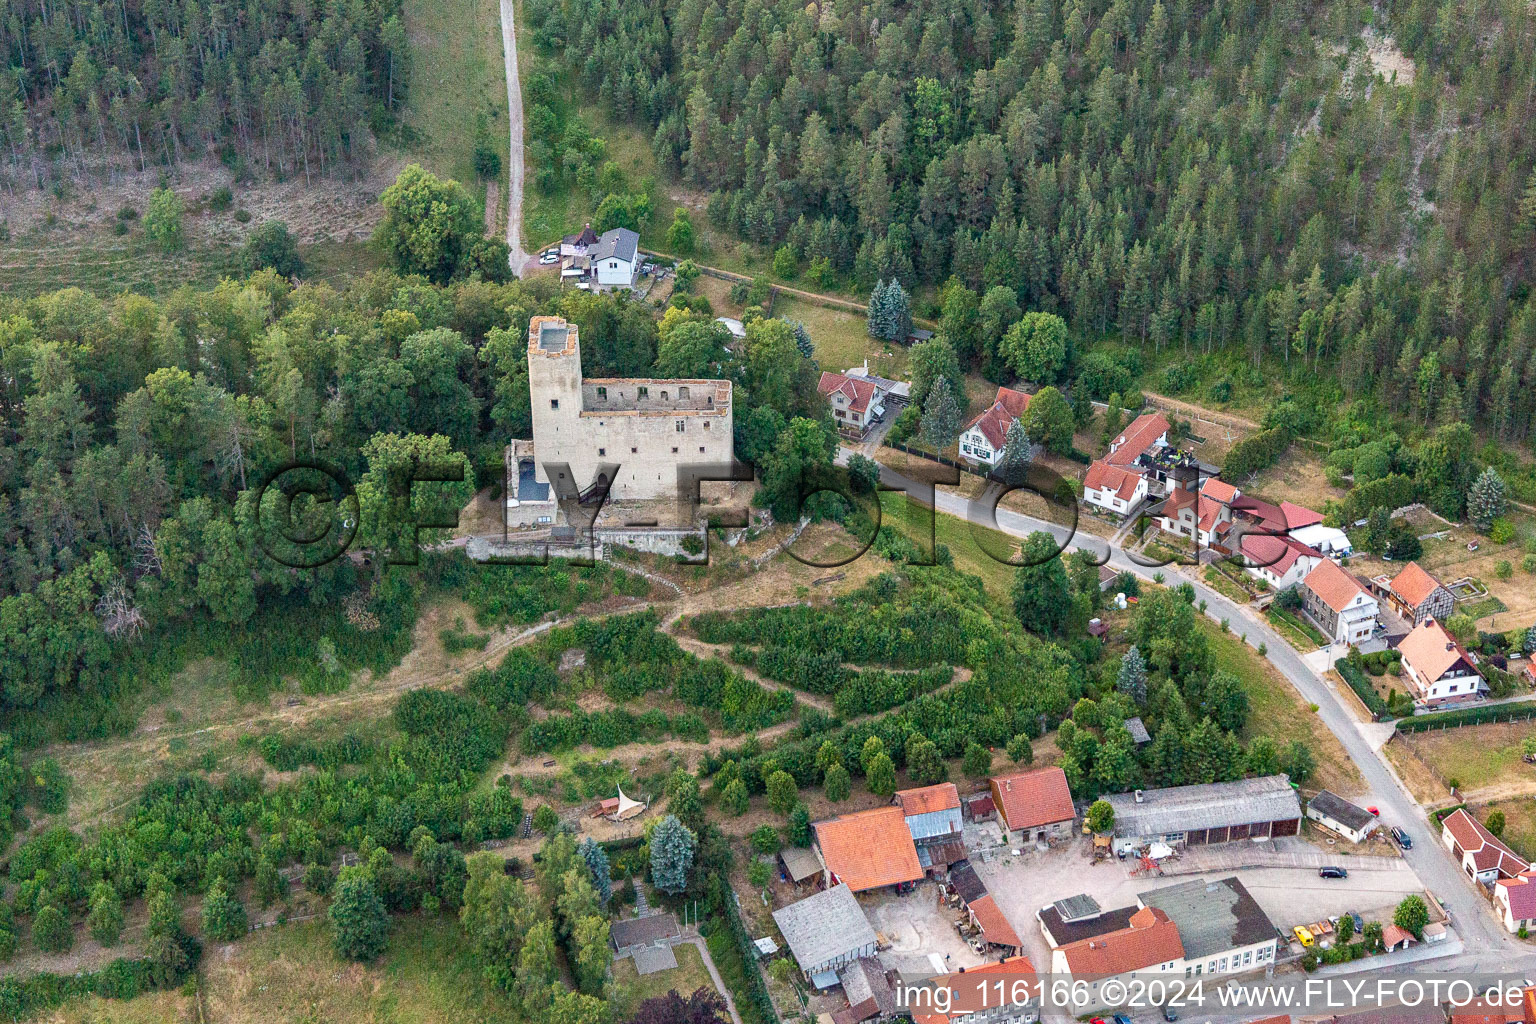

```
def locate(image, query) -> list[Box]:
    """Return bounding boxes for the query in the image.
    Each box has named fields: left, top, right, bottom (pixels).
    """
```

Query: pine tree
left=648, top=815, right=698, bottom=895
left=998, top=417, right=1036, bottom=484
left=330, top=869, right=390, bottom=961
left=202, top=878, right=248, bottom=941
left=1117, top=646, right=1148, bottom=704
left=867, top=279, right=890, bottom=338
left=1468, top=467, right=1508, bottom=533
left=887, top=280, right=913, bottom=341
left=87, top=882, right=124, bottom=946
left=788, top=803, right=812, bottom=846
left=577, top=838, right=613, bottom=906
left=788, top=320, right=814, bottom=358
left=921, top=375, right=962, bottom=450
left=823, top=762, right=851, bottom=801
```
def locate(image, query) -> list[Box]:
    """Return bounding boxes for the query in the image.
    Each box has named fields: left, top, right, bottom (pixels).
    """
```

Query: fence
left=1395, top=701, right=1536, bottom=733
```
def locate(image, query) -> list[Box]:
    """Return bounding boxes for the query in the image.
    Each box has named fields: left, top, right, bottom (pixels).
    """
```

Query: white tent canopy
left=612, top=786, right=646, bottom=820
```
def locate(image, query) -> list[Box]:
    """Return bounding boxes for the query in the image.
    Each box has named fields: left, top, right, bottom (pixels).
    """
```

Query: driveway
left=498, top=0, right=533, bottom=273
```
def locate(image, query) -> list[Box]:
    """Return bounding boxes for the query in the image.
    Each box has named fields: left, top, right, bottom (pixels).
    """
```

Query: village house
left=1240, top=532, right=1324, bottom=590
left=1398, top=617, right=1485, bottom=705
left=1082, top=461, right=1150, bottom=515
left=1282, top=500, right=1353, bottom=556
left=958, top=387, right=1031, bottom=468
left=1382, top=562, right=1456, bottom=625
left=893, top=783, right=966, bottom=872
left=1441, top=808, right=1528, bottom=885
left=988, top=767, right=1076, bottom=843
left=1495, top=869, right=1536, bottom=934
left=1102, top=776, right=1302, bottom=856
left=908, top=956, right=1039, bottom=1024
left=811, top=805, right=924, bottom=893
left=1159, top=485, right=1233, bottom=549
left=1306, top=790, right=1379, bottom=843
left=1045, top=878, right=1279, bottom=1012
left=772, top=883, right=880, bottom=988
left=1300, top=559, right=1379, bottom=646
left=1081, top=412, right=1173, bottom=516
left=558, top=225, right=640, bottom=290
left=819, top=371, right=887, bottom=437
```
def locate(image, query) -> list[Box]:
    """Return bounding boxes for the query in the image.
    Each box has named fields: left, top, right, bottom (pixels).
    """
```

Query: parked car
left=1320, top=865, right=1348, bottom=879
left=1293, top=925, right=1315, bottom=947
left=1162, top=1007, right=1179, bottom=1022
left=1351, top=912, right=1365, bottom=934
left=1392, top=826, right=1413, bottom=849
left=1114, top=1015, right=1134, bottom=1024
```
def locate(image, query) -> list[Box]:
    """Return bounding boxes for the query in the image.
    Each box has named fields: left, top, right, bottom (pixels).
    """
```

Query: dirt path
left=498, top=0, right=533, bottom=273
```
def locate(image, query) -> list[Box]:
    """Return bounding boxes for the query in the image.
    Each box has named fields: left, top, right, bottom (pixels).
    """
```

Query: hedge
left=1395, top=702, right=1536, bottom=733
left=1222, top=426, right=1291, bottom=479
left=710, top=878, right=778, bottom=1024
left=0, top=939, right=198, bottom=1019
left=1334, top=659, right=1390, bottom=719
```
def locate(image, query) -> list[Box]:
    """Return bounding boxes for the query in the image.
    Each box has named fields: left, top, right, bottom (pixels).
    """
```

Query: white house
left=1496, top=870, right=1536, bottom=933
left=1442, top=808, right=1528, bottom=886
left=1305, top=790, right=1378, bottom=843
left=1240, top=533, right=1323, bottom=590
left=818, top=371, right=885, bottom=437
left=959, top=386, right=1031, bottom=467
left=591, top=228, right=640, bottom=288
left=1083, top=460, right=1150, bottom=515
left=1397, top=617, right=1486, bottom=705
left=1300, top=559, right=1378, bottom=646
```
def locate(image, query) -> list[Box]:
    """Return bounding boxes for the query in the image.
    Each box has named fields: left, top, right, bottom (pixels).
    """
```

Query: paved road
left=855, top=451, right=1532, bottom=961
left=497, top=0, right=533, bottom=273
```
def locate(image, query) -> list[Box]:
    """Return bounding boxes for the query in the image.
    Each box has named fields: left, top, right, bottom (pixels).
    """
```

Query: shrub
left=1490, top=518, right=1516, bottom=545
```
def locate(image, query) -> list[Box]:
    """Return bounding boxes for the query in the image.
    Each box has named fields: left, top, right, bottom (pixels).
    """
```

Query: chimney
left=1134, top=789, right=1144, bottom=803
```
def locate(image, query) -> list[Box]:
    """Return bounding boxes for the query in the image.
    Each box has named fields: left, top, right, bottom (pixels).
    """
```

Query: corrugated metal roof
left=905, top=806, right=963, bottom=841
left=1106, top=775, right=1300, bottom=838
left=1137, top=877, right=1276, bottom=960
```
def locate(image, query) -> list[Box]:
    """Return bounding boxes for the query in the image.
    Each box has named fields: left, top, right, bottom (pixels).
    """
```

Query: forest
left=527, top=0, right=1536, bottom=444
left=0, top=0, right=412, bottom=183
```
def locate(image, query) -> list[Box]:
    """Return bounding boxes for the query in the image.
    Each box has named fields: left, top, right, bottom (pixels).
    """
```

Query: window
left=698, top=446, right=705, bottom=453
left=675, top=420, right=685, bottom=432
left=550, top=399, right=559, bottom=409
left=678, top=386, right=690, bottom=399
left=597, top=386, right=607, bottom=400
left=671, top=447, right=678, bottom=453
left=661, top=391, right=669, bottom=400
left=630, top=447, right=637, bottom=454
left=703, top=421, right=710, bottom=430
left=598, top=448, right=605, bottom=456
left=639, top=386, right=649, bottom=398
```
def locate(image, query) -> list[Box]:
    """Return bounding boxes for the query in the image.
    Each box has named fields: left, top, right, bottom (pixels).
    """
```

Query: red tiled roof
left=1498, top=873, right=1536, bottom=922
left=1391, top=562, right=1446, bottom=609
left=1242, top=533, right=1321, bottom=578
left=1163, top=487, right=1197, bottom=516
left=1303, top=558, right=1370, bottom=614
left=1196, top=495, right=1227, bottom=535
left=990, top=767, right=1075, bottom=832
left=1231, top=495, right=1287, bottom=533
left=1058, top=906, right=1185, bottom=975
left=895, top=783, right=961, bottom=816
left=1106, top=413, right=1170, bottom=467
left=910, top=957, right=1037, bottom=1024
left=1281, top=501, right=1324, bottom=530
left=818, top=371, right=879, bottom=414
left=813, top=806, right=924, bottom=892
left=1085, top=460, right=1145, bottom=502
left=1443, top=808, right=1528, bottom=878
left=1202, top=477, right=1240, bottom=504
left=963, top=387, right=1032, bottom=450
left=1381, top=923, right=1415, bottom=948
left=968, top=893, right=1023, bottom=948
left=1398, top=618, right=1476, bottom=687
left=1450, top=1001, right=1522, bottom=1024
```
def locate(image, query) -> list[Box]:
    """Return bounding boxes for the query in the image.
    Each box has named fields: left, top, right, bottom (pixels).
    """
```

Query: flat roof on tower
left=528, top=315, right=579, bottom=356
left=537, top=323, right=568, bottom=351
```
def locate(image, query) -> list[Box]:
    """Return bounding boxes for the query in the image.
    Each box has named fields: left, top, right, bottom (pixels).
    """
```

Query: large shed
left=1306, top=790, right=1379, bottom=843
left=772, top=884, right=880, bottom=988
left=1104, top=775, right=1302, bottom=855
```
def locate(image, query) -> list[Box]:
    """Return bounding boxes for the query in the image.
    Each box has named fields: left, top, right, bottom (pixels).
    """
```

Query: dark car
left=1392, top=826, right=1413, bottom=849
left=1163, top=1006, right=1180, bottom=1022
left=1320, top=865, right=1348, bottom=879
left=1114, top=1015, right=1134, bottom=1024
left=1351, top=912, right=1365, bottom=934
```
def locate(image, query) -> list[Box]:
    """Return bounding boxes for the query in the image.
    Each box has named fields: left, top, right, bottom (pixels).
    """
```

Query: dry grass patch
left=611, top=940, right=718, bottom=1009
left=1394, top=720, right=1536, bottom=802
left=1245, top=449, right=1348, bottom=513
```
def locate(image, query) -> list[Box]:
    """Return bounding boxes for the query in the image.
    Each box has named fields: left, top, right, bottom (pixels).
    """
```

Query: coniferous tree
left=1468, top=467, right=1509, bottom=533
left=921, top=375, right=962, bottom=450
left=649, top=815, right=697, bottom=894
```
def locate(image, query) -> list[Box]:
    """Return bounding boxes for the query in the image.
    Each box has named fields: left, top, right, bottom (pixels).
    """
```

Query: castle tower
left=527, top=315, right=584, bottom=490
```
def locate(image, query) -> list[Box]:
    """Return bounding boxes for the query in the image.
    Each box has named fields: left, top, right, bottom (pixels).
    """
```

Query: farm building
left=812, top=806, right=924, bottom=893
left=772, top=883, right=879, bottom=988
left=1103, top=776, right=1302, bottom=855
left=989, top=767, right=1076, bottom=843
left=1306, top=790, right=1379, bottom=843
left=894, top=783, right=966, bottom=870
